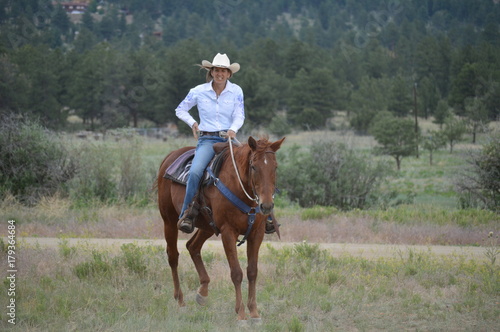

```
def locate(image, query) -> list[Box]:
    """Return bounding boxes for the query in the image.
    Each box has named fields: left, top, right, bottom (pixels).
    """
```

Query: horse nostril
left=260, top=202, right=274, bottom=214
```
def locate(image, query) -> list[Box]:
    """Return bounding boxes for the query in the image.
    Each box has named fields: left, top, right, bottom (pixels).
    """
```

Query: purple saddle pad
left=163, top=149, right=195, bottom=185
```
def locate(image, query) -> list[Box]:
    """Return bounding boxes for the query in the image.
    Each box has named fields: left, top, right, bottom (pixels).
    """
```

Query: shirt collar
left=205, top=80, right=235, bottom=93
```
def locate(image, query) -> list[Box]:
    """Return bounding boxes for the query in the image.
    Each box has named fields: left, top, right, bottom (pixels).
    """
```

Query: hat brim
left=201, top=60, right=240, bottom=74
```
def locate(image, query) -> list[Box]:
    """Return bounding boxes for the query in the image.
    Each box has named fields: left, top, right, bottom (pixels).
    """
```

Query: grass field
left=1, top=123, right=499, bottom=330
left=1, top=239, right=498, bottom=331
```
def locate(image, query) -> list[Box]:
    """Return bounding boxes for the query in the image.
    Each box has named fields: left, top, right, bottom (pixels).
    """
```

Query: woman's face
left=211, top=67, right=231, bottom=84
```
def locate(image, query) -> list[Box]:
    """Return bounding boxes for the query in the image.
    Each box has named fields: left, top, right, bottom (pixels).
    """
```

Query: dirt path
left=17, top=237, right=488, bottom=260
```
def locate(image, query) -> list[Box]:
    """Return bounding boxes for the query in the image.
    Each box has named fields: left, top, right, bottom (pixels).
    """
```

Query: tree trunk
left=132, top=111, right=138, bottom=128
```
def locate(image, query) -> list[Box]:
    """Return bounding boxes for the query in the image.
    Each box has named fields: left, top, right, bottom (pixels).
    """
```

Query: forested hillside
left=1, top=0, right=499, bottom=133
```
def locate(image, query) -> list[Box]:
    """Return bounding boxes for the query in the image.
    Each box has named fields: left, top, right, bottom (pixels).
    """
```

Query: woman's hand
left=227, top=129, right=236, bottom=139
left=192, top=122, right=199, bottom=140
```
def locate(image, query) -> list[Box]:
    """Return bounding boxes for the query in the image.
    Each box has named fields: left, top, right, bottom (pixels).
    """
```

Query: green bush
left=118, top=136, right=151, bottom=202
left=74, top=251, right=112, bottom=279
left=69, top=141, right=118, bottom=203
left=267, top=113, right=291, bottom=137
left=68, top=132, right=153, bottom=205
left=300, top=205, right=338, bottom=220
left=120, top=243, right=147, bottom=276
left=278, top=141, right=392, bottom=209
left=0, top=113, right=77, bottom=204
left=455, top=132, right=500, bottom=211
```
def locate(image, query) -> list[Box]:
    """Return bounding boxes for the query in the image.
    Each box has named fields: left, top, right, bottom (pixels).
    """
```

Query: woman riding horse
left=175, top=53, right=275, bottom=234
left=157, top=135, right=285, bottom=321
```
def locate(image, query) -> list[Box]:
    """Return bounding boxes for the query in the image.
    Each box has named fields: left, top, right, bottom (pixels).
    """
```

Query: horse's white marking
left=264, top=157, right=268, bottom=165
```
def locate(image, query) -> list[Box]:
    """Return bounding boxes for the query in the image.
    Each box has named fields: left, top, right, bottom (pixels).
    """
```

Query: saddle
left=163, top=142, right=232, bottom=236
left=163, top=142, right=229, bottom=186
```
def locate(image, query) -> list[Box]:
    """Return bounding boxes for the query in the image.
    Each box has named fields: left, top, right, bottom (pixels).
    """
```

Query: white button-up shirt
left=175, top=80, right=245, bottom=133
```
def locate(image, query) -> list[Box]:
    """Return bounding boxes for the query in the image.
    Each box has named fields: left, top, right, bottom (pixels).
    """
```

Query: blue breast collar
left=206, top=167, right=259, bottom=246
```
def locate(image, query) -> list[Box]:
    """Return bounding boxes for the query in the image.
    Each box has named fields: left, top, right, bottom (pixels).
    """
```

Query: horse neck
left=221, top=144, right=251, bottom=191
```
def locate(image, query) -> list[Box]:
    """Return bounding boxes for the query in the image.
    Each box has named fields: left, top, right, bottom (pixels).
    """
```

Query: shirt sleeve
left=229, top=87, right=245, bottom=133
left=175, top=89, right=198, bottom=128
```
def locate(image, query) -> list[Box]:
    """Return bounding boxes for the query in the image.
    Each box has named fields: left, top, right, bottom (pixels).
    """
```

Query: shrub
left=74, top=251, right=112, bottom=279
left=68, top=132, right=154, bottom=205
left=118, top=135, right=150, bottom=202
left=455, top=132, right=500, bottom=211
left=300, top=205, right=338, bottom=220
left=278, top=141, right=392, bottom=209
left=120, top=243, right=147, bottom=276
left=69, top=141, right=117, bottom=203
left=0, top=113, right=77, bottom=204
left=267, top=113, right=291, bottom=137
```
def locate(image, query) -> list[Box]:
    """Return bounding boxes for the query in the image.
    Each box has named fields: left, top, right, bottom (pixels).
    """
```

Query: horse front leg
left=186, top=229, right=214, bottom=306
left=246, top=229, right=264, bottom=321
left=221, top=230, right=246, bottom=321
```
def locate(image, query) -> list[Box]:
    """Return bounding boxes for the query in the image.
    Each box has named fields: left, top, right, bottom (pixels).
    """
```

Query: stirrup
left=178, top=215, right=195, bottom=234
left=177, top=200, right=200, bottom=234
left=265, top=219, right=280, bottom=234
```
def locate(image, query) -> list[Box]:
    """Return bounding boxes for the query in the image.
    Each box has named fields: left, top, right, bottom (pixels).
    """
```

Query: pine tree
left=388, top=73, right=413, bottom=117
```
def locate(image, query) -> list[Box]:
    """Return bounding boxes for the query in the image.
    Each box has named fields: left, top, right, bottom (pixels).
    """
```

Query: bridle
left=228, top=138, right=277, bottom=204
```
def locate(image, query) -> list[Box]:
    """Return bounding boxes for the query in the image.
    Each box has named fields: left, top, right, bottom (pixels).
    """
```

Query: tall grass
left=4, top=241, right=498, bottom=331
left=67, top=133, right=158, bottom=206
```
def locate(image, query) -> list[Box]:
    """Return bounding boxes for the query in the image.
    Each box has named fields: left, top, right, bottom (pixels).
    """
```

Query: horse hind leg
left=186, top=229, right=214, bottom=306
left=163, top=215, right=185, bottom=306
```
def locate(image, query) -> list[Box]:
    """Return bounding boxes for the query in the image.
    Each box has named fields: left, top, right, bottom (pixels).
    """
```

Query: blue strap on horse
left=206, top=167, right=260, bottom=246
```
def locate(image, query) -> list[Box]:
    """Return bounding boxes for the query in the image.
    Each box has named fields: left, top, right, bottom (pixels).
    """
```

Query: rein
left=228, top=138, right=258, bottom=202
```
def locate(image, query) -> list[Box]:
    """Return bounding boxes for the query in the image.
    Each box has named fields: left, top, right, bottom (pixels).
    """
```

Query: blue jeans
left=180, top=135, right=227, bottom=217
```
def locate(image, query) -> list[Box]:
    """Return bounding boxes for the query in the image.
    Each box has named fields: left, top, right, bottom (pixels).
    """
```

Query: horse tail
left=151, top=177, right=159, bottom=192
left=152, top=153, right=171, bottom=192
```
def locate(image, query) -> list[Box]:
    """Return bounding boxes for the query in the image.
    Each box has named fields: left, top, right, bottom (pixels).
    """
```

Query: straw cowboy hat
left=201, top=53, right=240, bottom=74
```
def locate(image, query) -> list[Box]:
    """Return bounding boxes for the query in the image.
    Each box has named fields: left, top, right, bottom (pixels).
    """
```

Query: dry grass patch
left=276, top=212, right=497, bottom=246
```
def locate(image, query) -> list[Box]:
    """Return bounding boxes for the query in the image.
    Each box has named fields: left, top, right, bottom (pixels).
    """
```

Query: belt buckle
left=219, top=130, right=227, bottom=138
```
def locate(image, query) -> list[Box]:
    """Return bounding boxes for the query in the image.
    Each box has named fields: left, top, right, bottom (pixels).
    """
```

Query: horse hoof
left=250, top=317, right=262, bottom=325
left=196, top=293, right=207, bottom=306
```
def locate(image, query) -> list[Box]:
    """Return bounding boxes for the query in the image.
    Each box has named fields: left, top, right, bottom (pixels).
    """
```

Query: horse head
left=247, top=136, right=285, bottom=215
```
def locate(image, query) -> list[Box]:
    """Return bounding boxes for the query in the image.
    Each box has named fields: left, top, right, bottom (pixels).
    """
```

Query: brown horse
left=156, top=136, right=285, bottom=321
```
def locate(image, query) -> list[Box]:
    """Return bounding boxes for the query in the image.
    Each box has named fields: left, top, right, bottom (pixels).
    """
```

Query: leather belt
left=200, top=130, right=228, bottom=138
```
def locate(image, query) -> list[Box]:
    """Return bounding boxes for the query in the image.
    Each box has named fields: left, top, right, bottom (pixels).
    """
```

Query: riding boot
left=265, top=213, right=281, bottom=234
left=178, top=200, right=200, bottom=234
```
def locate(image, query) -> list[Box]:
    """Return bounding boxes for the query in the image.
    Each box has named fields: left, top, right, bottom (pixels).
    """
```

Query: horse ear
left=248, top=136, right=257, bottom=150
left=270, top=137, right=286, bottom=152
